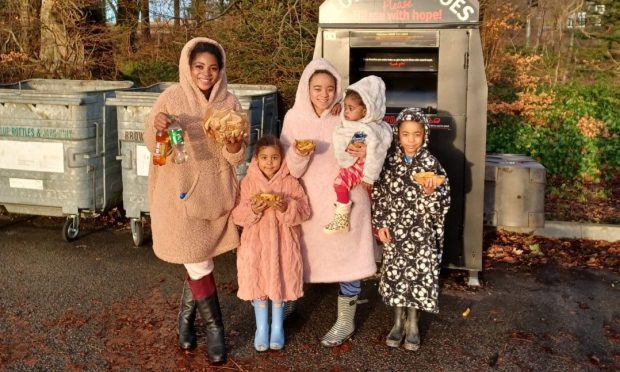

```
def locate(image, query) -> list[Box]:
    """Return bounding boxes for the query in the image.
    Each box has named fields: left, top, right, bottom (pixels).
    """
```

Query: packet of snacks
left=203, top=107, right=248, bottom=144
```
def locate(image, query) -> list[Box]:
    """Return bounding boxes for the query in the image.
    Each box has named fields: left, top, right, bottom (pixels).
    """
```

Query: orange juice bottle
left=152, top=130, right=170, bottom=166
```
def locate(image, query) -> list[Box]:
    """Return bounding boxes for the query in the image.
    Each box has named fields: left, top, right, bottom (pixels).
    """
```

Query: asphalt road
left=1, top=215, right=619, bottom=371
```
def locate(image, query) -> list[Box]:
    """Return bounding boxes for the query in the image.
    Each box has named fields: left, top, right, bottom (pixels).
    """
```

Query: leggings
left=334, top=159, right=365, bottom=204
left=184, top=259, right=214, bottom=280
left=339, top=280, right=361, bottom=297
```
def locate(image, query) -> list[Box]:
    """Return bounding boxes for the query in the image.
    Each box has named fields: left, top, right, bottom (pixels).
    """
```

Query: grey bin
left=228, top=84, right=279, bottom=177
left=106, top=83, right=279, bottom=246
left=484, top=154, right=546, bottom=228
left=0, top=79, right=134, bottom=242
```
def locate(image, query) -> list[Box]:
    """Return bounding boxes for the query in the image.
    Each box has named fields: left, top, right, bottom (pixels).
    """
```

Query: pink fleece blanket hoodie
left=232, top=159, right=311, bottom=301
left=280, top=58, right=378, bottom=283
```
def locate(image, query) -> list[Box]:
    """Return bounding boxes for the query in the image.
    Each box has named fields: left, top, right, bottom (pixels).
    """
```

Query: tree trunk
left=140, top=0, right=150, bottom=40
left=191, top=0, right=207, bottom=26
left=40, top=0, right=85, bottom=75
left=117, top=0, right=139, bottom=52
left=18, top=0, right=41, bottom=54
left=174, top=0, right=180, bottom=27
left=534, top=7, right=546, bottom=52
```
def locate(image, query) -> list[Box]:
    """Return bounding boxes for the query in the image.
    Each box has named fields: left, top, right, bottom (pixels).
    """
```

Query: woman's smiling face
left=190, top=52, right=220, bottom=96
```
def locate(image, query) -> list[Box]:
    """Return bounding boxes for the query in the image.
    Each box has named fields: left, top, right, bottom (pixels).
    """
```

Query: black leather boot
left=386, top=306, right=406, bottom=347
left=403, top=307, right=421, bottom=351
left=195, top=291, right=226, bottom=364
left=178, top=280, right=197, bottom=350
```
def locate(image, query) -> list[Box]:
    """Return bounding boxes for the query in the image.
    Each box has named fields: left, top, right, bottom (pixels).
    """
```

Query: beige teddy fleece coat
left=144, top=37, right=247, bottom=264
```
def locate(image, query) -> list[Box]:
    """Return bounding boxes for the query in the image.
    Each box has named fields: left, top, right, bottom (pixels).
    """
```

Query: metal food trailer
left=314, top=0, right=487, bottom=285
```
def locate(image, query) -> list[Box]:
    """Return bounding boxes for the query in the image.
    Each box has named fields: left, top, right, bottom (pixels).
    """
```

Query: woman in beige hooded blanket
left=144, top=37, right=247, bottom=364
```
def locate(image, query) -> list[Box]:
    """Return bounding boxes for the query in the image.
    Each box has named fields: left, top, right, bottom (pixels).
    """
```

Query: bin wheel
left=131, top=218, right=144, bottom=247
left=63, top=216, right=80, bottom=242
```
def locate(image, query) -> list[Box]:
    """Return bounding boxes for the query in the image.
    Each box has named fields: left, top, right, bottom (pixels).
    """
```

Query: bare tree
left=140, top=0, right=150, bottom=40
left=552, top=0, right=585, bottom=84
left=39, top=0, right=83, bottom=74
left=38, top=0, right=110, bottom=78
left=117, top=0, right=139, bottom=52
left=18, top=0, right=42, bottom=54
left=174, top=0, right=180, bottom=28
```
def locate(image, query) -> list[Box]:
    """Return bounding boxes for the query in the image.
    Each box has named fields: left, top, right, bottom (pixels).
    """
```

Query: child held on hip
left=371, top=107, right=451, bottom=351
left=231, top=135, right=311, bottom=352
left=280, top=60, right=378, bottom=347
left=324, top=75, right=392, bottom=234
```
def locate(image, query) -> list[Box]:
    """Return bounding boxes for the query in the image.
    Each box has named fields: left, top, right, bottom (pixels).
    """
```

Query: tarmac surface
left=1, top=215, right=619, bottom=371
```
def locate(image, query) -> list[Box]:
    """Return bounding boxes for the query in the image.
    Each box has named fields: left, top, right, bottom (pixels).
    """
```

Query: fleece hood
left=291, top=58, right=342, bottom=119
left=343, top=75, right=386, bottom=124
left=391, top=107, right=431, bottom=161
left=178, top=37, right=232, bottom=109
left=246, top=156, right=291, bottom=187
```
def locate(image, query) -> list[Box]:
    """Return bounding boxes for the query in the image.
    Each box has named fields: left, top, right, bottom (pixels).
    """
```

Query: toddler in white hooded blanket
left=324, top=75, right=393, bottom=234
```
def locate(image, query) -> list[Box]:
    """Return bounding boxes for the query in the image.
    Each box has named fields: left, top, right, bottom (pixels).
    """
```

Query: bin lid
left=106, top=82, right=176, bottom=107
left=485, top=154, right=545, bottom=169
left=228, top=84, right=277, bottom=97
left=3, top=79, right=134, bottom=93
left=0, top=79, right=135, bottom=106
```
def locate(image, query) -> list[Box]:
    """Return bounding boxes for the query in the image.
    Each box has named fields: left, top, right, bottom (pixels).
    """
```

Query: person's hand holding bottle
left=154, top=112, right=173, bottom=131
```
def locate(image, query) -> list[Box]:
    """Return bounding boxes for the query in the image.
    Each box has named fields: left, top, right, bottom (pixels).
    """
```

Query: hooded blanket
left=232, top=159, right=311, bottom=301
left=332, top=75, right=393, bottom=184
left=371, top=108, right=451, bottom=313
left=144, top=37, right=247, bottom=264
left=280, top=58, right=377, bottom=283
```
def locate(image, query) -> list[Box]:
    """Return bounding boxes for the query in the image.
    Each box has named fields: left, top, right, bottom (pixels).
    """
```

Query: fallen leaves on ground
left=546, top=176, right=620, bottom=225
left=0, top=287, right=281, bottom=371
left=484, top=230, right=620, bottom=271
left=605, top=322, right=620, bottom=345
left=509, top=330, right=535, bottom=342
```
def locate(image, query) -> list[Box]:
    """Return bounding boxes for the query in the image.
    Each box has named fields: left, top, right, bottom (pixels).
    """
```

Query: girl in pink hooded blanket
left=232, top=135, right=311, bottom=351
left=279, top=58, right=377, bottom=347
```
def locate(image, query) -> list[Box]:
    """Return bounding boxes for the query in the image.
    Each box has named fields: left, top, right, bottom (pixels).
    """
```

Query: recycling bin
left=229, top=84, right=279, bottom=177
left=484, top=154, right=546, bottom=228
left=0, top=79, right=134, bottom=241
left=314, top=0, right=487, bottom=285
left=107, top=83, right=278, bottom=246
left=106, top=83, right=173, bottom=246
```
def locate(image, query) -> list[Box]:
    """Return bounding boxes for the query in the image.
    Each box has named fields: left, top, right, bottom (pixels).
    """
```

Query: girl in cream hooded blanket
left=333, top=75, right=392, bottom=185
left=144, top=38, right=246, bottom=265
left=324, top=75, right=392, bottom=234
left=280, top=59, right=377, bottom=284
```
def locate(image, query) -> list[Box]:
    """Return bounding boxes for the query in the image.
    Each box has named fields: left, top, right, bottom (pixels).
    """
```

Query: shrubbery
left=118, top=58, right=178, bottom=87
left=487, top=81, right=619, bottom=183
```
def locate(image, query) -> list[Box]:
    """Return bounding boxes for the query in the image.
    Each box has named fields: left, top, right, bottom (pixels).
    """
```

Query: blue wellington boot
left=270, top=301, right=285, bottom=350
left=252, top=300, right=269, bottom=351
